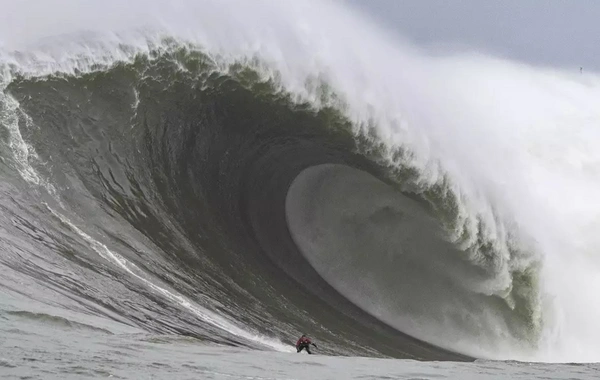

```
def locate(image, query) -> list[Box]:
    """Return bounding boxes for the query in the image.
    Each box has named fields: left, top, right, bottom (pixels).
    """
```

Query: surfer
left=296, top=334, right=317, bottom=354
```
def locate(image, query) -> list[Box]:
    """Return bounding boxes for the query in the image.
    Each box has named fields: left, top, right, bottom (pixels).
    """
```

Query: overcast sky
left=349, top=0, right=599, bottom=72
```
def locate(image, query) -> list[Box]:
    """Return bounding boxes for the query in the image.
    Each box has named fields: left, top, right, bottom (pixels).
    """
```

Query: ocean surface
left=3, top=302, right=600, bottom=379
left=2, top=0, right=600, bottom=378
left=5, top=303, right=600, bottom=380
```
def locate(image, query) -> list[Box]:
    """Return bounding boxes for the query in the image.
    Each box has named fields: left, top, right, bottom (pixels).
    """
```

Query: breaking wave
left=1, top=0, right=600, bottom=362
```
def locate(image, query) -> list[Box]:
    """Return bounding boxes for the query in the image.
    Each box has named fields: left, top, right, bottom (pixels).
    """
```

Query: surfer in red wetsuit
left=296, top=334, right=317, bottom=354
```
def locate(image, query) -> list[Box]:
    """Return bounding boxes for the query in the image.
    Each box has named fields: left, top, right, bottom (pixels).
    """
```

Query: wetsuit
left=296, top=336, right=316, bottom=354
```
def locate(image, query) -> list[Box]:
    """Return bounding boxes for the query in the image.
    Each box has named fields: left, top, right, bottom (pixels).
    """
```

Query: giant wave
left=1, top=0, right=600, bottom=362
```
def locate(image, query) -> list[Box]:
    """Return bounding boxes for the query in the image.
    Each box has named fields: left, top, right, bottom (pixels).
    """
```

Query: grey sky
left=349, top=0, right=600, bottom=71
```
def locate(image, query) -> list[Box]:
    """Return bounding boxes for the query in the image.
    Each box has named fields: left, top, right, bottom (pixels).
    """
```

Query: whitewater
left=2, top=0, right=600, bottom=378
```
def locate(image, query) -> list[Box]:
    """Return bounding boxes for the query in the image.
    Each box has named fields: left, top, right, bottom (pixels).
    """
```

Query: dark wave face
left=0, top=43, right=542, bottom=360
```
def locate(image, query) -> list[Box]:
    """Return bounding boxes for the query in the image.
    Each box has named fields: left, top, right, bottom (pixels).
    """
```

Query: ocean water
left=2, top=297, right=599, bottom=379
left=2, top=0, right=600, bottom=378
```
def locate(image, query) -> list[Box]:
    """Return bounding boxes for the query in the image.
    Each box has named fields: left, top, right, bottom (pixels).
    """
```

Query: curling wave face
left=0, top=47, right=471, bottom=360
left=1, top=0, right=600, bottom=362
